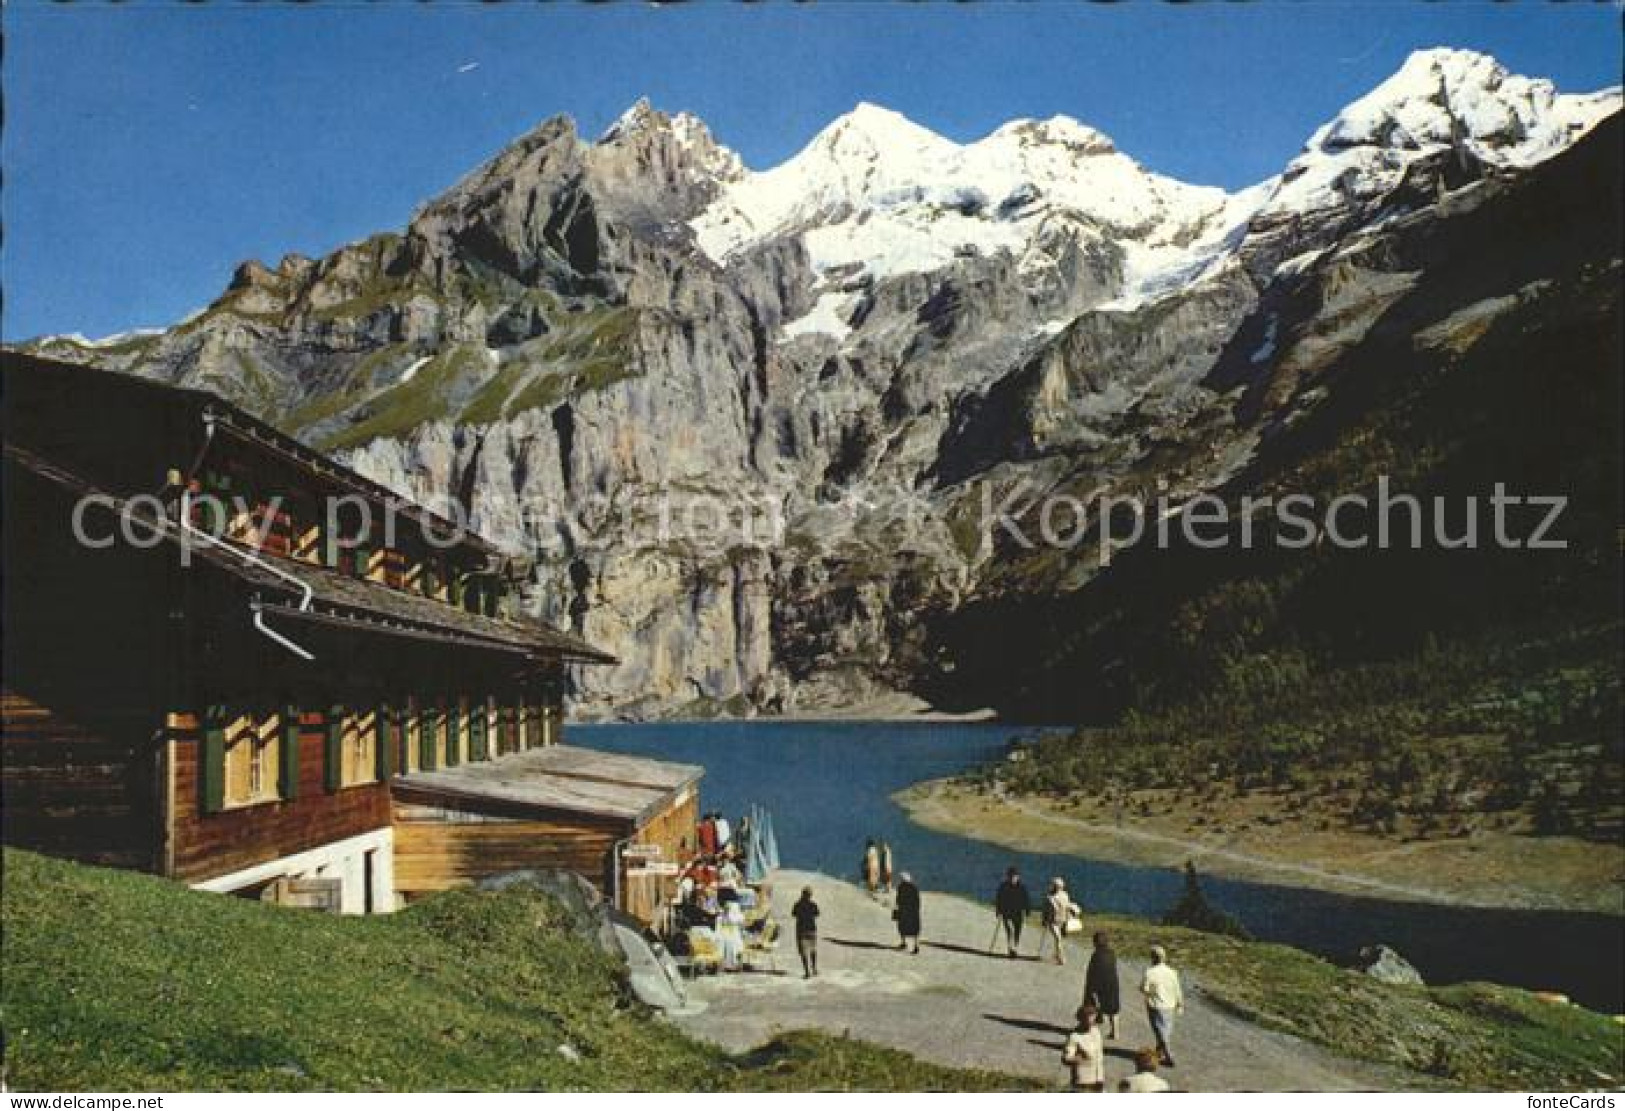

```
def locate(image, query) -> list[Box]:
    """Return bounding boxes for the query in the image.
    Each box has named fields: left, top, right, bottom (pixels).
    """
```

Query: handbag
left=1063, top=906, right=1084, bottom=934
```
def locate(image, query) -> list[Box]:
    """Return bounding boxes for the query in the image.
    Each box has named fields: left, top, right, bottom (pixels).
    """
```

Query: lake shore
left=580, top=691, right=996, bottom=725
left=898, top=778, right=1624, bottom=915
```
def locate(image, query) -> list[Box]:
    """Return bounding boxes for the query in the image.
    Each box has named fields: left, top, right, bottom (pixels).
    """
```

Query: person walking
left=993, top=866, right=1032, bottom=957
left=1140, top=945, right=1185, bottom=1068
left=1061, top=1003, right=1105, bottom=1091
left=792, top=887, right=821, bottom=978
left=893, top=872, right=922, bottom=953
left=1041, top=877, right=1078, bottom=965
left=1083, top=931, right=1121, bottom=1039
left=716, top=899, right=745, bottom=972
left=1119, top=1049, right=1172, bottom=1093
left=879, top=840, right=895, bottom=894
left=862, top=839, right=881, bottom=894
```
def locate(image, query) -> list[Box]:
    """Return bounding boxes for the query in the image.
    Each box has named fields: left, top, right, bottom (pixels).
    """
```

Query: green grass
left=1073, top=912, right=1623, bottom=1090
left=319, top=345, right=488, bottom=452
left=0, top=849, right=1030, bottom=1092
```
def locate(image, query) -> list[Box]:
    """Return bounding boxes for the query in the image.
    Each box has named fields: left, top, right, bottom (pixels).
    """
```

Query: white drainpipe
left=179, top=410, right=317, bottom=661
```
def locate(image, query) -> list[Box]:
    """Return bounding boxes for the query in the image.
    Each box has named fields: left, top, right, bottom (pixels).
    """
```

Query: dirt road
left=670, top=870, right=1411, bottom=1091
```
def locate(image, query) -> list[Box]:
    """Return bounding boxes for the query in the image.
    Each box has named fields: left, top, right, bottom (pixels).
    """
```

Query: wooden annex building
left=1, top=353, right=699, bottom=919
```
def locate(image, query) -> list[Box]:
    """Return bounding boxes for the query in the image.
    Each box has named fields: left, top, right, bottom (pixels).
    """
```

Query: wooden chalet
left=1, top=352, right=699, bottom=918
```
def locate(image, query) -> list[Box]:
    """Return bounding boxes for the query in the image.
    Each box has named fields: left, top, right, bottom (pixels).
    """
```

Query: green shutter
left=421, top=706, right=438, bottom=771
left=376, top=704, right=395, bottom=779
left=279, top=704, right=300, bottom=800
left=200, top=705, right=226, bottom=814
left=470, top=703, right=486, bottom=762
left=445, top=702, right=461, bottom=767
left=324, top=704, right=344, bottom=792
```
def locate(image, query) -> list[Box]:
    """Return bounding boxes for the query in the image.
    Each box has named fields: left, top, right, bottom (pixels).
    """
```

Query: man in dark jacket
left=1083, top=931, right=1121, bottom=1038
left=792, top=887, right=820, bottom=978
left=894, top=872, right=922, bottom=953
left=993, top=866, right=1032, bottom=957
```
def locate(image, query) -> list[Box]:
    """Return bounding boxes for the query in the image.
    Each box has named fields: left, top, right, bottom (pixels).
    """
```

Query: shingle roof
left=1, top=351, right=505, bottom=557
left=393, top=744, right=703, bottom=825
left=4, top=441, right=616, bottom=665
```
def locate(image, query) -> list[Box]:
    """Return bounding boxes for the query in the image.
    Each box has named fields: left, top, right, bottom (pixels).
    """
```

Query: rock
left=477, top=868, right=618, bottom=954
left=1357, top=945, right=1425, bottom=986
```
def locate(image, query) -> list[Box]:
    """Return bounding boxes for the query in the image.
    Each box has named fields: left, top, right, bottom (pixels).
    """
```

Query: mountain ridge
left=17, top=48, right=1621, bottom=720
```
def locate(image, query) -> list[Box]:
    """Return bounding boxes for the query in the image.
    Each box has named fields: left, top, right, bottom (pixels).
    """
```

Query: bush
left=1161, top=861, right=1253, bottom=940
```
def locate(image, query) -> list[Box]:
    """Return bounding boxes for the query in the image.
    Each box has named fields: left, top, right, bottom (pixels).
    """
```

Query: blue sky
left=3, top=2, right=1619, bottom=341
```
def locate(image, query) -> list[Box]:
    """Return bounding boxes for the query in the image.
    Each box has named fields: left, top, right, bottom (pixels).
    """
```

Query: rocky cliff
left=24, top=48, right=1620, bottom=719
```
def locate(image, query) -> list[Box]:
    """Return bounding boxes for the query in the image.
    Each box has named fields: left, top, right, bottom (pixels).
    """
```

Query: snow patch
left=780, top=292, right=856, bottom=342
left=398, top=355, right=432, bottom=384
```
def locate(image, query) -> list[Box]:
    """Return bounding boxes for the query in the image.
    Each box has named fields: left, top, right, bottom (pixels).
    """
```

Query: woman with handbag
left=1042, top=877, right=1079, bottom=965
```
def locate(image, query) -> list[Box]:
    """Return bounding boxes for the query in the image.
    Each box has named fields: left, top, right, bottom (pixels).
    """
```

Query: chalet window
left=223, top=707, right=282, bottom=809
left=341, top=708, right=378, bottom=787
left=434, top=698, right=451, bottom=769
left=524, top=700, right=542, bottom=749
left=404, top=697, right=421, bottom=773
left=291, top=496, right=323, bottom=565
left=192, top=470, right=232, bottom=536
left=499, top=700, right=516, bottom=756
left=467, top=696, right=487, bottom=761
left=449, top=697, right=467, bottom=765
left=376, top=703, right=397, bottom=779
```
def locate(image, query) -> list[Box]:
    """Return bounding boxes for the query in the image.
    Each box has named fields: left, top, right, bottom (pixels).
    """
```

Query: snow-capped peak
left=986, top=114, right=1116, bottom=155
left=595, top=98, right=746, bottom=183
left=814, top=102, right=955, bottom=155
left=691, top=101, right=1230, bottom=290
left=1263, top=47, right=1621, bottom=218
left=600, top=97, right=660, bottom=143
left=1314, top=47, right=1616, bottom=160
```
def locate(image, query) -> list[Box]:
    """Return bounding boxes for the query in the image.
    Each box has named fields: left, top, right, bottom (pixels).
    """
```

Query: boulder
left=1357, top=944, right=1425, bottom=986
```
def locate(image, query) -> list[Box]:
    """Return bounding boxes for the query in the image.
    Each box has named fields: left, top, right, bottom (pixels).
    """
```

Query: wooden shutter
left=200, top=704, right=227, bottom=814
left=421, top=704, right=438, bottom=771
left=279, top=704, right=300, bottom=800
left=377, top=703, right=395, bottom=778
left=470, top=701, right=486, bottom=761
left=446, top=701, right=462, bottom=767
left=324, top=703, right=344, bottom=792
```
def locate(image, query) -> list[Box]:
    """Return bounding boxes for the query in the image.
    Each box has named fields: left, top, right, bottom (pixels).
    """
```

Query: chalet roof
left=4, top=441, right=616, bottom=665
left=392, top=744, right=703, bottom=826
left=0, top=352, right=505, bottom=558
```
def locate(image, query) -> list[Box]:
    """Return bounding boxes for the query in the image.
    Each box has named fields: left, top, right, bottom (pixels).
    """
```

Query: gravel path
left=670, top=870, right=1409, bottom=1092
